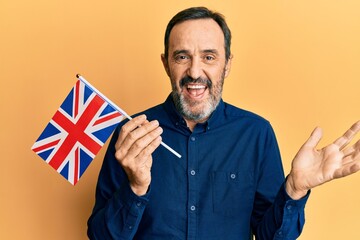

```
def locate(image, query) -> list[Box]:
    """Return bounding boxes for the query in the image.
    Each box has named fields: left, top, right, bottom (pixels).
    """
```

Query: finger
left=123, top=120, right=161, bottom=150
left=140, top=136, right=163, bottom=158
left=115, top=115, right=148, bottom=150
left=123, top=135, right=162, bottom=181
left=303, top=127, right=323, bottom=149
left=343, top=138, right=360, bottom=158
left=116, top=120, right=161, bottom=162
left=334, top=120, right=360, bottom=150
left=126, top=125, right=163, bottom=160
left=133, top=136, right=162, bottom=169
left=334, top=156, right=360, bottom=179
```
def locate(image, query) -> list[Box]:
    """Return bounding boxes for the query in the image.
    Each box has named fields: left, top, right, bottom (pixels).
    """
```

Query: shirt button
left=128, top=225, right=133, bottom=230
left=230, top=173, right=236, bottom=179
left=190, top=170, right=196, bottom=176
left=287, top=205, right=293, bottom=212
left=136, top=202, right=142, bottom=207
left=190, top=137, right=196, bottom=141
left=190, top=205, right=196, bottom=211
left=277, top=231, right=283, bottom=236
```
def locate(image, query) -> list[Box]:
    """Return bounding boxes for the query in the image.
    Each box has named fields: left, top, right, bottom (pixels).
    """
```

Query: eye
left=204, top=55, right=215, bottom=62
left=175, top=55, right=190, bottom=63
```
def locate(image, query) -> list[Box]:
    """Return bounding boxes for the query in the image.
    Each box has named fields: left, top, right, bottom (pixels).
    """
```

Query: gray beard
left=171, top=74, right=224, bottom=122
left=172, top=91, right=220, bottom=121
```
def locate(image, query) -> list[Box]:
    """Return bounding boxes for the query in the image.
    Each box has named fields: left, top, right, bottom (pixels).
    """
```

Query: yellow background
left=1, top=0, right=359, bottom=239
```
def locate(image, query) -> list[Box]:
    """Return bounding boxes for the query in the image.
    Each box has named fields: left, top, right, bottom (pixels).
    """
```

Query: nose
left=187, top=57, right=202, bottom=80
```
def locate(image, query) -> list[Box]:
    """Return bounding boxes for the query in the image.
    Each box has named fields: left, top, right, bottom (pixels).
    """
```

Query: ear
left=224, top=54, right=233, bottom=78
left=161, top=54, right=170, bottom=77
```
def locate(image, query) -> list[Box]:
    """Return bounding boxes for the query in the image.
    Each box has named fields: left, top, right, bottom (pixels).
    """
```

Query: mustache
left=179, top=76, right=212, bottom=89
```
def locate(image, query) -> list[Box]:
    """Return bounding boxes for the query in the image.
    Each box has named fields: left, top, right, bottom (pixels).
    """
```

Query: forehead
left=168, top=19, right=225, bottom=54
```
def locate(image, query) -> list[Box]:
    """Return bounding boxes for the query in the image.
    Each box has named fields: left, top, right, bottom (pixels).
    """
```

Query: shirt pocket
left=212, top=170, right=255, bottom=217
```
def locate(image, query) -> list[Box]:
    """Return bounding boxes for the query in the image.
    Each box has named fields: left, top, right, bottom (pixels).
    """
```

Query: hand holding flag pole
left=76, top=74, right=182, bottom=159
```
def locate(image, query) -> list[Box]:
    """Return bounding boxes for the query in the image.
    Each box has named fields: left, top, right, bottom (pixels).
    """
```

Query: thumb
left=303, top=127, right=323, bottom=148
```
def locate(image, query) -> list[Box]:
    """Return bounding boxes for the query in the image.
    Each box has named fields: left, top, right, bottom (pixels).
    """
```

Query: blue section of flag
left=37, top=122, right=61, bottom=141
left=38, top=148, right=54, bottom=161
left=79, top=149, right=93, bottom=177
left=83, top=83, right=93, bottom=104
left=92, top=124, right=119, bottom=143
left=60, top=162, right=69, bottom=179
left=61, top=88, right=74, bottom=116
left=100, top=104, right=116, bottom=117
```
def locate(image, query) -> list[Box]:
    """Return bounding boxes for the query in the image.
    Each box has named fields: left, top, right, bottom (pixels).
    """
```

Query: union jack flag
left=32, top=79, right=124, bottom=185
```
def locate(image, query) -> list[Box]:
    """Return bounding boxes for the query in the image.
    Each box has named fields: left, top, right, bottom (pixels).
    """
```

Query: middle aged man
left=88, top=7, right=360, bottom=240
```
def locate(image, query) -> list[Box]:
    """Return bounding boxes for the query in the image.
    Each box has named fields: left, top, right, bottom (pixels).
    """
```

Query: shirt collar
left=163, top=94, right=225, bottom=133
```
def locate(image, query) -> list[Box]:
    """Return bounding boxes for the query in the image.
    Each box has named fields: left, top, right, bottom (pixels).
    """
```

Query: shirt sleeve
left=273, top=183, right=310, bottom=240
left=87, top=125, right=150, bottom=240
left=251, top=124, right=310, bottom=240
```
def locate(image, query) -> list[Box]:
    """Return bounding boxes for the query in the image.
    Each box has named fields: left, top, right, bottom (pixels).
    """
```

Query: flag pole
left=76, top=74, right=182, bottom=159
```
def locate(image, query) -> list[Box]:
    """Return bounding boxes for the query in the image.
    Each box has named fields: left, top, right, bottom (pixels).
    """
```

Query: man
left=87, top=7, right=360, bottom=239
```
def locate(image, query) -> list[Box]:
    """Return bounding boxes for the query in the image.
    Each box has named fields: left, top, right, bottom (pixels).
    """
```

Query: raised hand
left=115, top=115, right=163, bottom=196
left=286, top=121, right=360, bottom=200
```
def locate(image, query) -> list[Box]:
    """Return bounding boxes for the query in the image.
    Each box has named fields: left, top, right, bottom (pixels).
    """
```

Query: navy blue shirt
left=88, top=95, right=309, bottom=240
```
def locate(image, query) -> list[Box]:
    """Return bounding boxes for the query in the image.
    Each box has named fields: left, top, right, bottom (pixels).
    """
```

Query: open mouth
left=185, top=84, right=207, bottom=99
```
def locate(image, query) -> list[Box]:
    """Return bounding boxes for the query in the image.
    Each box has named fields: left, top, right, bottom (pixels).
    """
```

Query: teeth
left=187, top=85, right=205, bottom=89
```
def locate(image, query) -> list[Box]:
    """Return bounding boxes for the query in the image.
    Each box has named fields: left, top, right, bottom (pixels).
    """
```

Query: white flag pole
left=77, top=74, right=181, bottom=159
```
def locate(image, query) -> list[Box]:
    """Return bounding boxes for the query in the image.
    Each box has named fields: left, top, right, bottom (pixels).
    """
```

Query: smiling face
left=162, top=19, right=232, bottom=127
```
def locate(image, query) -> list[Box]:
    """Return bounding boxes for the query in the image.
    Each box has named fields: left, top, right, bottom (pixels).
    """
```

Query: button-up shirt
left=88, top=95, right=309, bottom=240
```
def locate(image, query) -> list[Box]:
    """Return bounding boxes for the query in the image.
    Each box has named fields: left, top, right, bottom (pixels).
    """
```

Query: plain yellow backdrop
left=1, top=0, right=359, bottom=239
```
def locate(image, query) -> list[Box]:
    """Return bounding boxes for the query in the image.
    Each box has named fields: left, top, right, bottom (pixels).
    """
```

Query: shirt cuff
left=273, top=181, right=310, bottom=239
left=283, top=182, right=310, bottom=205
left=115, top=181, right=150, bottom=214
left=112, top=181, right=150, bottom=233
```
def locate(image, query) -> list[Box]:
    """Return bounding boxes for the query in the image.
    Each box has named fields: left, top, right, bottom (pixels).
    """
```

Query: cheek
left=169, top=68, right=185, bottom=87
left=204, top=63, right=225, bottom=79
left=169, top=75, right=181, bottom=92
left=208, top=72, right=222, bottom=86
left=169, top=62, right=189, bottom=77
left=209, top=69, right=225, bottom=91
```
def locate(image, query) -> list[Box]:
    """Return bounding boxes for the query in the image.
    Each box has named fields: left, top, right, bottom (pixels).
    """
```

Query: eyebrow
left=202, top=49, right=219, bottom=55
left=172, top=49, right=219, bottom=57
left=172, top=49, right=189, bottom=57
